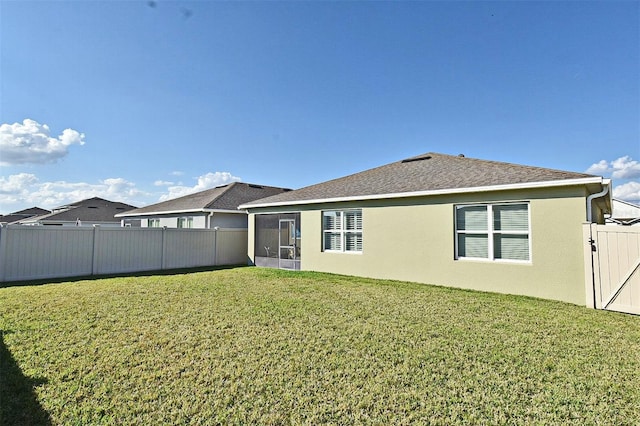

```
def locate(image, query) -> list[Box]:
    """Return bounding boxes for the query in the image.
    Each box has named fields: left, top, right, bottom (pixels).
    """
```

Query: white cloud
left=0, top=173, right=149, bottom=213
left=154, top=180, right=175, bottom=186
left=613, top=181, right=640, bottom=203
left=610, top=156, right=640, bottom=179
left=585, top=160, right=610, bottom=175
left=0, top=119, right=85, bottom=165
left=587, top=156, right=640, bottom=179
left=159, top=171, right=241, bottom=201
left=0, top=173, right=38, bottom=194
left=587, top=155, right=640, bottom=203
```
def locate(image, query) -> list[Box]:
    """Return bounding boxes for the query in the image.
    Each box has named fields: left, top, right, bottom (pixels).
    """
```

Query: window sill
left=456, top=257, right=531, bottom=265
left=323, top=250, right=363, bottom=255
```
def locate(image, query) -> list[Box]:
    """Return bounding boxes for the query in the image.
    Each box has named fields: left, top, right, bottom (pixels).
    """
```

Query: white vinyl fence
left=0, top=225, right=248, bottom=283
left=584, top=223, right=640, bottom=315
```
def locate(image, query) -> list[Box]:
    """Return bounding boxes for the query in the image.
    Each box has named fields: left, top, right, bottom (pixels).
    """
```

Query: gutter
left=586, top=179, right=611, bottom=223
left=115, top=208, right=246, bottom=218
left=239, top=177, right=604, bottom=210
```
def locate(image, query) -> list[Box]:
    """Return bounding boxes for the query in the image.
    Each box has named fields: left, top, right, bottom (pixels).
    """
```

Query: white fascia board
left=239, top=177, right=605, bottom=209
left=115, top=208, right=246, bottom=218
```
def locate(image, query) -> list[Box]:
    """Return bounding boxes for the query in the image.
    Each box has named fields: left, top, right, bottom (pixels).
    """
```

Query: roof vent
left=458, top=154, right=465, bottom=157
left=401, top=154, right=432, bottom=163
left=248, top=184, right=263, bottom=189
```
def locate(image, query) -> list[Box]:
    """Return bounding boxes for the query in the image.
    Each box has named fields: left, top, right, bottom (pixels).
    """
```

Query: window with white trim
left=148, top=219, right=160, bottom=228
left=177, top=217, right=193, bottom=229
left=455, top=203, right=530, bottom=261
left=323, top=209, right=363, bottom=252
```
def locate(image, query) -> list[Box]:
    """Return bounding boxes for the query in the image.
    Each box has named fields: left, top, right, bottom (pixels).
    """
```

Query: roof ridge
left=203, top=182, right=239, bottom=209
left=402, top=152, right=595, bottom=178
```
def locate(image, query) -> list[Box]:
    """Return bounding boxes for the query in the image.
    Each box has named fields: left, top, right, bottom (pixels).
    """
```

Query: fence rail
left=0, top=226, right=248, bottom=283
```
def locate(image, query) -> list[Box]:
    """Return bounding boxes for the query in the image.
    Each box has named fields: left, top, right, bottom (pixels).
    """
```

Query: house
left=0, top=207, right=51, bottom=225
left=116, top=182, right=291, bottom=229
left=239, top=152, right=612, bottom=306
left=608, top=198, right=640, bottom=226
left=17, top=197, right=137, bottom=227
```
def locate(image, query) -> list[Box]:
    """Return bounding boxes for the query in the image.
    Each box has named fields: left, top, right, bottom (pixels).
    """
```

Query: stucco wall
left=140, top=214, right=208, bottom=228
left=249, top=186, right=592, bottom=305
left=135, top=212, right=247, bottom=229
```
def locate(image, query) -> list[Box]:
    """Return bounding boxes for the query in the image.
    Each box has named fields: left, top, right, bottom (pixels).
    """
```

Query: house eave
left=115, top=208, right=246, bottom=218
left=239, top=177, right=605, bottom=209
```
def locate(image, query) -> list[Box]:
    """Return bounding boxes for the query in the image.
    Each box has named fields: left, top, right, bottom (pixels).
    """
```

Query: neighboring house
left=17, top=197, right=137, bottom=227
left=116, top=182, right=291, bottom=229
left=608, top=198, right=640, bottom=226
left=240, top=152, right=612, bottom=306
left=0, top=207, right=50, bottom=225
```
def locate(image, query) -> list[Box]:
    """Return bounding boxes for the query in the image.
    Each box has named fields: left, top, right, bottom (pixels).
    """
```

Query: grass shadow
left=0, top=331, right=51, bottom=425
left=0, top=264, right=249, bottom=289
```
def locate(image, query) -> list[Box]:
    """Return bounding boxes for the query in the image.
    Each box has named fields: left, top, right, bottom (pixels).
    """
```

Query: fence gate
left=584, top=223, right=640, bottom=315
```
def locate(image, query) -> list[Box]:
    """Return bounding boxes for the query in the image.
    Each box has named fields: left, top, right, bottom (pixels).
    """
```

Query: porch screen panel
left=255, top=214, right=279, bottom=258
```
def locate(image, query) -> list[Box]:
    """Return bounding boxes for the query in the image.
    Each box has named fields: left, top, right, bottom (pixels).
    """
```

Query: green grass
left=1, top=267, right=639, bottom=425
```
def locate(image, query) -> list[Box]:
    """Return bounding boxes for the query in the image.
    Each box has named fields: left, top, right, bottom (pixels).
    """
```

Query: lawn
left=1, top=267, right=639, bottom=425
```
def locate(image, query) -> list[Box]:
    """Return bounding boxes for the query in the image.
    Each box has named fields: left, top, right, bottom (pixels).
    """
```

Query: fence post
left=583, top=223, right=596, bottom=308
left=0, top=225, right=7, bottom=282
left=92, top=225, right=100, bottom=276
left=161, top=227, right=167, bottom=270
left=213, top=227, right=219, bottom=266
left=590, top=223, right=603, bottom=310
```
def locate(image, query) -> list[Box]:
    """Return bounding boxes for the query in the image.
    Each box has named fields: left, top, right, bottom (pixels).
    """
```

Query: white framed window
left=455, top=203, right=530, bottom=262
left=323, top=209, right=363, bottom=253
left=177, top=217, right=193, bottom=229
left=148, top=219, right=160, bottom=228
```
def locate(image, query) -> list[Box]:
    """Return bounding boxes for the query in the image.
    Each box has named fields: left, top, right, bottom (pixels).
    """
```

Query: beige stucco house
left=240, top=152, right=612, bottom=306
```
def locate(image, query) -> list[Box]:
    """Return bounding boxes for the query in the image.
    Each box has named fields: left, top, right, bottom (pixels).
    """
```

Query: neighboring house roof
left=116, top=182, right=291, bottom=217
left=241, top=152, right=607, bottom=208
left=609, top=198, right=640, bottom=225
left=19, top=197, right=137, bottom=224
left=0, top=207, right=50, bottom=224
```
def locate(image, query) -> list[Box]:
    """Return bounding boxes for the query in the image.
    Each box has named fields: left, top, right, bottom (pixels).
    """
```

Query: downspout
left=586, top=180, right=610, bottom=223
left=207, top=211, right=214, bottom=229
left=586, top=179, right=610, bottom=309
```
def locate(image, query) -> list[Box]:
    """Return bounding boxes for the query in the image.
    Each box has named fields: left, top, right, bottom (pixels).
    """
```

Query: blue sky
left=1, top=0, right=638, bottom=214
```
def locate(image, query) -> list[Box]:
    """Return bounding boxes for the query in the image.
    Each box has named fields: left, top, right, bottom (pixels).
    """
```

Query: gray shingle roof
left=241, top=152, right=600, bottom=208
left=0, top=207, right=50, bottom=224
left=118, top=182, right=291, bottom=216
left=21, top=198, right=137, bottom=223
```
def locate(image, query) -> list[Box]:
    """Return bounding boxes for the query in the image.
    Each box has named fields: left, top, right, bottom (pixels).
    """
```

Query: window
left=455, top=203, right=530, bottom=261
left=323, top=209, right=363, bottom=252
left=148, top=219, right=160, bottom=228
left=177, top=217, right=193, bottom=229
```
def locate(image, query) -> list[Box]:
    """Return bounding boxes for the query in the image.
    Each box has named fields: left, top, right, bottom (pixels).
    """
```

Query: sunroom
left=254, top=213, right=301, bottom=270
